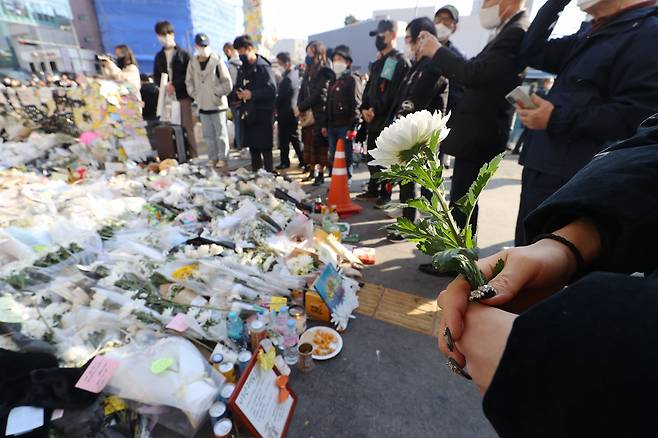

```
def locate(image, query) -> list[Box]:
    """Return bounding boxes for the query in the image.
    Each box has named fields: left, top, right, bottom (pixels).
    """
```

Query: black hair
left=276, top=52, right=291, bottom=64
left=233, top=35, right=255, bottom=50
left=140, top=73, right=151, bottom=82
left=154, top=21, right=174, bottom=35
left=406, top=17, right=437, bottom=42
left=115, top=44, right=137, bottom=67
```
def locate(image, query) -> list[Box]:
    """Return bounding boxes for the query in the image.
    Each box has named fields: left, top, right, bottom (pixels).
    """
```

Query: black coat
left=431, top=11, right=529, bottom=162
left=275, top=68, right=300, bottom=121
left=444, top=41, right=465, bottom=113
left=361, top=49, right=410, bottom=147
left=391, top=56, right=448, bottom=120
left=229, top=54, right=277, bottom=150
left=327, top=72, right=364, bottom=129
left=153, top=46, right=191, bottom=100
left=297, top=65, right=334, bottom=128
left=518, top=0, right=658, bottom=179
left=484, top=114, right=658, bottom=438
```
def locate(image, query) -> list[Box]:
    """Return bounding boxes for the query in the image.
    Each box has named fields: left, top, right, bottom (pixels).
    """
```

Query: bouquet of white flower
left=374, top=111, right=505, bottom=292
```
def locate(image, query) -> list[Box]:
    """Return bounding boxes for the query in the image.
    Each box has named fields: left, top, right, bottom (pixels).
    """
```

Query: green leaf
left=492, top=258, right=505, bottom=277
left=455, top=153, right=505, bottom=220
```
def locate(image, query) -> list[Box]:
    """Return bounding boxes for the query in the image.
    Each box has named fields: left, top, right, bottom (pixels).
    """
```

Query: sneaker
left=387, top=232, right=406, bottom=242
left=239, top=149, right=250, bottom=159
left=276, top=163, right=290, bottom=170
left=374, top=197, right=390, bottom=209
left=356, top=191, right=379, bottom=200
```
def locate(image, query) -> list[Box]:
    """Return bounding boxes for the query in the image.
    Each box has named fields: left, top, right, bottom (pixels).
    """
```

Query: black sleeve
left=153, top=52, right=163, bottom=86
left=406, top=67, right=443, bottom=115
left=483, top=272, right=658, bottom=438
left=525, top=118, right=658, bottom=274
left=173, top=50, right=190, bottom=96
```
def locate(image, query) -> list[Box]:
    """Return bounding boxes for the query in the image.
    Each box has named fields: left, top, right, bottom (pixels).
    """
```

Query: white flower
left=370, top=111, right=451, bottom=169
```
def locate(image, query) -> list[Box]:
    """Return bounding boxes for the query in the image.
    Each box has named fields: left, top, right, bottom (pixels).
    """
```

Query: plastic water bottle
left=275, top=306, right=289, bottom=335
left=283, top=319, right=299, bottom=365
left=227, top=311, right=244, bottom=343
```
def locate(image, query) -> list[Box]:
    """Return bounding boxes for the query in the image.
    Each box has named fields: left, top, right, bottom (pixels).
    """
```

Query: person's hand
left=417, top=30, right=442, bottom=59
left=165, top=83, right=175, bottom=96
left=437, top=238, right=579, bottom=366
left=293, top=107, right=300, bottom=118
left=321, top=127, right=328, bottom=137
left=517, top=94, right=555, bottom=130
left=237, top=89, right=252, bottom=101
left=362, top=108, right=375, bottom=123
left=455, top=303, right=516, bottom=394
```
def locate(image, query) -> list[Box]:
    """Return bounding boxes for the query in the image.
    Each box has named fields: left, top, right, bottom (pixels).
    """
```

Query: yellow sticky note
left=104, top=396, right=127, bottom=416
left=150, top=358, right=174, bottom=374
left=258, top=348, right=275, bottom=371
left=270, top=296, right=287, bottom=312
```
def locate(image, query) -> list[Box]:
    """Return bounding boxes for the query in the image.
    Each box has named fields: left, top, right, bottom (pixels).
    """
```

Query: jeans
left=328, top=126, right=353, bottom=175
left=231, top=106, right=243, bottom=149
left=200, top=111, right=229, bottom=161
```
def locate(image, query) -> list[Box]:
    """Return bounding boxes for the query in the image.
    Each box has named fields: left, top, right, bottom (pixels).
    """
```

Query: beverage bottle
left=227, top=311, right=244, bottom=343
left=283, top=319, right=299, bottom=365
left=275, top=306, right=289, bottom=335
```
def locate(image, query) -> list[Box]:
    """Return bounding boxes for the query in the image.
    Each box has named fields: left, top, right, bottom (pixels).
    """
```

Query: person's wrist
left=533, top=238, right=579, bottom=278
left=553, top=218, right=601, bottom=265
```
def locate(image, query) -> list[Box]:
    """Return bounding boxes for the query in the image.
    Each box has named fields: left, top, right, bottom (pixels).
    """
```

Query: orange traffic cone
left=327, top=139, right=362, bottom=218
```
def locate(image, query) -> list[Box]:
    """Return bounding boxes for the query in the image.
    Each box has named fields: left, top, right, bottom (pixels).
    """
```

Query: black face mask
left=239, top=54, right=249, bottom=65
left=375, top=35, right=387, bottom=51
left=116, top=56, right=126, bottom=69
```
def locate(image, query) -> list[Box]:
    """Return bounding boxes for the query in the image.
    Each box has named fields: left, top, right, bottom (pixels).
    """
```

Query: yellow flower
left=171, top=264, right=198, bottom=280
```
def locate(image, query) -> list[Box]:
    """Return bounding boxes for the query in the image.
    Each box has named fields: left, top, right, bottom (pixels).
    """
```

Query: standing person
left=358, top=19, right=410, bottom=206
left=326, top=44, right=364, bottom=179
left=229, top=35, right=277, bottom=172
left=513, top=0, right=658, bottom=246
left=139, top=74, right=159, bottom=148
left=99, top=44, right=141, bottom=100
left=153, top=20, right=198, bottom=158
left=274, top=52, right=304, bottom=169
left=390, top=17, right=449, bottom=242
left=295, top=41, right=335, bottom=186
left=185, top=33, right=233, bottom=168
left=223, top=42, right=246, bottom=157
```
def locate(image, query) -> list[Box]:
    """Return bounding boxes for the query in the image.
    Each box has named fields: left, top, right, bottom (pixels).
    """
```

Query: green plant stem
left=433, top=186, right=465, bottom=248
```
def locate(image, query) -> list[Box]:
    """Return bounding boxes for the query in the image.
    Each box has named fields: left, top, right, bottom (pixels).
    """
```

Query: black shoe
left=418, top=263, right=457, bottom=277
left=298, top=162, right=306, bottom=169
left=302, top=172, right=316, bottom=182
left=356, top=191, right=379, bottom=200
left=312, top=173, right=325, bottom=186
left=374, top=197, right=390, bottom=209
left=275, top=163, right=290, bottom=170
left=387, top=232, right=406, bottom=242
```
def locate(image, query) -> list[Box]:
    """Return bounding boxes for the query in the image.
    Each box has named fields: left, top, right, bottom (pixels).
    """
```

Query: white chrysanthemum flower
left=370, top=111, right=451, bottom=169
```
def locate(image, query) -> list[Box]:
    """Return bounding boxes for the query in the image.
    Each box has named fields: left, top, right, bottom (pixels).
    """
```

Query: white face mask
left=196, top=46, right=211, bottom=58
left=479, top=3, right=501, bottom=30
left=404, top=44, right=415, bottom=60
left=435, top=23, right=453, bottom=42
left=158, top=34, right=176, bottom=48
left=332, top=61, right=348, bottom=76
left=577, top=0, right=602, bottom=11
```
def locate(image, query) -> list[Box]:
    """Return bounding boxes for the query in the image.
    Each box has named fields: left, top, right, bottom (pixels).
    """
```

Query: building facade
left=69, top=0, right=103, bottom=53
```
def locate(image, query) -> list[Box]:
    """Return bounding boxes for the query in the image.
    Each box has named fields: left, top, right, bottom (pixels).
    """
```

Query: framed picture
left=228, top=351, right=297, bottom=438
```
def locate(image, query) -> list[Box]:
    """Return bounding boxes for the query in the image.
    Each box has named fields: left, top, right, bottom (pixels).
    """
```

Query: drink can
left=237, top=350, right=252, bottom=374
left=219, top=383, right=236, bottom=403
left=219, top=362, right=236, bottom=383
left=298, top=342, right=314, bottom=373
left=213, top=418, right=233, bottom=438
left=209, top=401, right=227, bottom=425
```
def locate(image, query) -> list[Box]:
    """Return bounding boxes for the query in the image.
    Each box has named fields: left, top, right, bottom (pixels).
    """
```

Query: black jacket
left=444, top=41, right=465, bottom=113
left=153, top=46, right=191, bottom=100
left=327, top=71, right=364, bottom=129
left=431, top=11, right=529, bottom=162
left=275, top=68, right=300, bottom=120
left=229, top=54, right=276, bottom=114
left=361, top=49, right=410, bottom=145
left=391, top=56, right=448, bottom=119
left=297, top=65, right=334, bottom=128
left=140, top=82, right=159, bottom=121
left=518, top=0, right=658, bottom=179
left=484, top=114, right=658, bottom=437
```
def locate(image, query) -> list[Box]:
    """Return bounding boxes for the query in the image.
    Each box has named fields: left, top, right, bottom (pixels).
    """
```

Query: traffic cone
left=327, top=138, right=362, bottom=218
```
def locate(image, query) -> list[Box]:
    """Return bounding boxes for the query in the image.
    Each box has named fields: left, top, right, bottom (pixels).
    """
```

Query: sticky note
left=51, top=409, right=64, bottom=421
left=166, top=314, right=189, bottom=332
left=5, top=406, right=44, bottom=436
left=104, top=396, right=127, bottom=416
left=270, top=296, right=287, bottom=312
left=75, top=356, right=119, bottom=393
left=258, top=347, right=276, bottom=371
left=150, top=358, right=174, bottom=374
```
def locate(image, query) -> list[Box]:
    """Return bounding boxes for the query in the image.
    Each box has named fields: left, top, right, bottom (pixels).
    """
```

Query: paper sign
left=5, top=406, right=44, bottom=436
left=51, top=409, right=64, bottom=421
left=0, top=296, right=24, bottom=323
left=150, top=358, right=174, bottom=374
left=269, top=296, right=287, bottom=312
left=166, top=314, right=189, bottom=332
left=75, top=356, right=119, bottom=393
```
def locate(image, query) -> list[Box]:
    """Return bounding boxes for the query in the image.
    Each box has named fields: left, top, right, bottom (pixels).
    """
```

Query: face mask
left=158, top=34, right=175, bottom=48
left=479, top=4, right=501, bottom=30
left=239, top=54, right=249, bottom=65
left=404, top=44, right=415, bottom=60
left=305, top=55, right=314, bottom=66
left=375, top=35, right=387, bottom=51
left=436, top=23, right=453, bottom=41
left=332, top=61, right=347, bottom=76
left=577, top=0, right=601, bottom=11
left=197, top=46, right=211, bottom=58
left=116, top=56, right=126, bottom=69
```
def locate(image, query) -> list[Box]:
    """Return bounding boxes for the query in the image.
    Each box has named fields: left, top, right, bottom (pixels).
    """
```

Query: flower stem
left=433, top=187, right=464, bottom=248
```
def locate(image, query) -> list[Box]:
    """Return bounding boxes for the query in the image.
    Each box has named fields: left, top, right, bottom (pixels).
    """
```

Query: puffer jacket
left=297, top=65, right=335, bottom=128
left=185, top=53, right=233, bottom=111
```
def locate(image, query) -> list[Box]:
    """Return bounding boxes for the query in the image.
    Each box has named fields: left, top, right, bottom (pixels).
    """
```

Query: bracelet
left=531, top=233, right=586, bottom=277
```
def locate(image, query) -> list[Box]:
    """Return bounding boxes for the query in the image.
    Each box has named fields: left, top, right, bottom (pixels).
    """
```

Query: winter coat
left=430, top=11, right=529, bottom=163
left=485, top=113, right=658, bottom=438
left=327, top=71, right=364, bottom=129
left=297, top=65, right=335, bottom=128
left=101, top=62, right=141, bottom=100
left=392, top=56, right=448, bottom=119
left=444, top=41, right=465, bottom=113
left=153, top=46, right=191, bottom=100
left=185, top=53, right=232, bottom=112
left=275, top=68, right=300, bottom=121
left=518, top=0, right=658, bottom=179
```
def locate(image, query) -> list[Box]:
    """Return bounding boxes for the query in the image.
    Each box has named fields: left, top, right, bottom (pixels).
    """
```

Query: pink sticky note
left=75, top=356, right=119, bottom=393
left=166, top=314, right=189, bottom=332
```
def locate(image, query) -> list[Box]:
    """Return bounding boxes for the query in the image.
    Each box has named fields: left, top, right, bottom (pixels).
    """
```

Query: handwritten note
left=5, top=406, right=44, bottom=436
left=75, top=356, right=119, bottom=393
left=166, top=314, right=189, bottom=332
